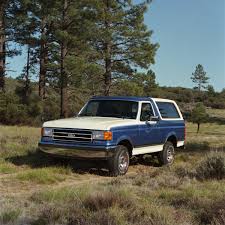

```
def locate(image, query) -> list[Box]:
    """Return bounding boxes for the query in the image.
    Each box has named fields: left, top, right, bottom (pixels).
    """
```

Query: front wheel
left=158, top=141, right=175, bottom=166
left=108, top=145, right=129, bottom=177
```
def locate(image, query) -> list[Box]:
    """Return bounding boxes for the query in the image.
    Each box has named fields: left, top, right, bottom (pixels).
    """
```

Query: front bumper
left=38, top=142, right=116, bottom=159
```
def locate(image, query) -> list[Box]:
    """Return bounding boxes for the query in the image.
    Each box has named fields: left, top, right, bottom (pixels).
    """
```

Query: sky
left=8, top=0, right=225, bottom=91
left=146, top=0, right=225, bottom=91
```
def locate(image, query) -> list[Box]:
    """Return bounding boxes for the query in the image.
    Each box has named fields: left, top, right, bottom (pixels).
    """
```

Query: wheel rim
left=118, top=151, right=129, bottom=174
left=166, top=146, right=174, bottom=163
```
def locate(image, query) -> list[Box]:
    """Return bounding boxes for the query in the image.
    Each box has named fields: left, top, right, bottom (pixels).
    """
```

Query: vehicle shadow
left=6, top=149, right=110, bottom=176
left=130, top=155, right=161, bottom=167
left=6, top=149, right=160, bottom=177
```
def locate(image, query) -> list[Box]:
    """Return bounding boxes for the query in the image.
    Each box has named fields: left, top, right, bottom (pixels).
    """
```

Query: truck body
left=39, top=96, right=185, bottom=176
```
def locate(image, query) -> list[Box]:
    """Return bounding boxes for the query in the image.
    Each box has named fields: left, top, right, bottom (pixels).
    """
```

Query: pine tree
left=51, top=0, right=100, bottom=117
left=87, top=0, right=158, bottom=95
left=59, top=0, right=69, bottom=118
left=37, top=0, right=58, bottom=100
left=16, top=46, right=33, bottom=104
left=0, top=1, right=7, bottom=91
left=191, top=103, right=208, bottom=133
left=191, top=64, right=209, bottom=92
left=39, top=13, right=48, bottom=100
left=8, top=0, right=39, bottom=103
left=207, top=85, right=216, bottom=97
left=0, top=0, right=22, bottom=92
left=9, top=0, right=57, bottom=100
left=132, top=70, right=158, bottom=94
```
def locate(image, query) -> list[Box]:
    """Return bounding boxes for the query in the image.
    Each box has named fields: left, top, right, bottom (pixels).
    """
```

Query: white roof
left=151, top=98, right=176, bottom=103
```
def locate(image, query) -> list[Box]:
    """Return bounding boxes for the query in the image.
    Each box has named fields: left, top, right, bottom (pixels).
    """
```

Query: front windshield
left=79, top=100, right=138, bottom=119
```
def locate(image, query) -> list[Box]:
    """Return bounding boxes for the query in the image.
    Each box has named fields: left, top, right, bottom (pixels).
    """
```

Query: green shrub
left=195, top=153, right=225, bottom=180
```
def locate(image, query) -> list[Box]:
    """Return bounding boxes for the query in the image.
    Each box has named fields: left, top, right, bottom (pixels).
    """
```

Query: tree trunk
left=24, top=45, right=31, bottom=101
left=60, top=0, right=68, bottom=118
left=0, top=3, right=6, bottom=92
left=103, top=0, right=111, bottom=96
left=197, top=123, right=200, bottom=133
left=104, top=43, right=111, bottom=96
left=198, top=83, right=201, bottom=92
left=39, top=16, right=47, bottom=100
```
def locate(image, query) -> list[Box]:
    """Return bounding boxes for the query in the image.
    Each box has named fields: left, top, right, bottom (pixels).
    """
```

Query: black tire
left=158, top=141, right=175, bottom=166
left=108, top=145, right=130, bottom=177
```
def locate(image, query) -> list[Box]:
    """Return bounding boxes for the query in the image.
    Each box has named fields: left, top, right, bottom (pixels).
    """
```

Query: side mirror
left=150, top=116, right=159, bottom=122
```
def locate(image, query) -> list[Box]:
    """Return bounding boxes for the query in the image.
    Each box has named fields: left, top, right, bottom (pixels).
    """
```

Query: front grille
left=53, top=128, right=92, bottom=143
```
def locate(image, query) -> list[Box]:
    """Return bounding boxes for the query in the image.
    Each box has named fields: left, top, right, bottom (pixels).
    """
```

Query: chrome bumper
left=38, top=142, right=116, bottom=159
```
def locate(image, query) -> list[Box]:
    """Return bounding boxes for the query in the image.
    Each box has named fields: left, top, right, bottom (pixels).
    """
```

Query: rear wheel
left=158, top=141, right=175, bottom=166
left=108, top=145, right=129, bottom=176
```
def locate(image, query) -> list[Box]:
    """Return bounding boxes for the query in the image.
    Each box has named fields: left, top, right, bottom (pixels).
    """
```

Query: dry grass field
left=0, top=109, right=225, bottom=225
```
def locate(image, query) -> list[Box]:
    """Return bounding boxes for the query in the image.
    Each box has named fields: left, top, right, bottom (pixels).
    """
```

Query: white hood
left=43, top=116, right=137, bottom=130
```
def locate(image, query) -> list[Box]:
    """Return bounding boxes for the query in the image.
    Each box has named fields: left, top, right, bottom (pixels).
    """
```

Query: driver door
left=137, top=102, right=161, bottom=147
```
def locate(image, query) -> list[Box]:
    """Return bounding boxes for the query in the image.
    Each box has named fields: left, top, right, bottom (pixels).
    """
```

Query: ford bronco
left=39, top=96, right=185, bottom=176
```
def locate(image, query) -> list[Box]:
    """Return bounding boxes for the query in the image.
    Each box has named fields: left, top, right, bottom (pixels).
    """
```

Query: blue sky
left=8, top=0, right=225, bottom=91
left=146, top=0, right=225, bottom=91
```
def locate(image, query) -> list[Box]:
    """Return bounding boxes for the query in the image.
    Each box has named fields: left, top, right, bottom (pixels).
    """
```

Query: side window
left=156, top=102, right=180, bottom=119
left=140, top=103, right=154, bottom=121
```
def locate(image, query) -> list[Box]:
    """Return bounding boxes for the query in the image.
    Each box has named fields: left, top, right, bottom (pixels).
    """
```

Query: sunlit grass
left=15, top=167, right=72, bottom=184
left=186, top=122, right=225, bottom=148
left=207, top=108, right=225, bottom=119
left=0, top=160, right=17, bottom=174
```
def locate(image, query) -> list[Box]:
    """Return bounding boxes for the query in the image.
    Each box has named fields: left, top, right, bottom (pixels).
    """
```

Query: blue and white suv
left=39, top=96, right=185, bottom=176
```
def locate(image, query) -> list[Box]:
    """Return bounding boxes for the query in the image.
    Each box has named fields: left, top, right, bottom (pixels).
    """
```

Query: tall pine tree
left=0, top=0, right=7, bottom=91
left=87, top=0, right=158, bottom=95
left=52, top=0, right=100, bottom=117
left=191, top=64, right=209, bottom=92
left=9, top=0, right=58, bottom=100
left=37, top=0, right=58, bottom=99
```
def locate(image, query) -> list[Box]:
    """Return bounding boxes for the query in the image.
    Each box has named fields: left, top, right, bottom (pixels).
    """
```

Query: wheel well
left=118, top=140, right=133, bottom=158
left=167, top=135, right=177, bottom=148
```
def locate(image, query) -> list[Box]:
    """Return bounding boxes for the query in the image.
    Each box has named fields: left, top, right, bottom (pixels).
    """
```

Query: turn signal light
left=104, top=131, right=112, bottom=141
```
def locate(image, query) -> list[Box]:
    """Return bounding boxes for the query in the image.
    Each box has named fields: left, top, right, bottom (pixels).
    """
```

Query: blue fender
left=165, top=131, right=177, bottom=143
left=116, top=135, right=134, bottom=147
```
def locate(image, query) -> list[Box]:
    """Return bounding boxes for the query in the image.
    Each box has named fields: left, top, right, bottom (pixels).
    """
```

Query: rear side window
left=156, top=102, right=180, bottom=119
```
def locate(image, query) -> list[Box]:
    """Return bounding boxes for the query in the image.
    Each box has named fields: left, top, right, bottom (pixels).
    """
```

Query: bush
left=174, top=166, right=191, bottom=178
left=0, top=92, right=43, bottom=126
left=199, top=198, right=225, bottom=225
left=83, top=191, right=133, bottom=211
left=68, top=210, right=118, bottom=225
left=195, top=153, right=225, bottom=180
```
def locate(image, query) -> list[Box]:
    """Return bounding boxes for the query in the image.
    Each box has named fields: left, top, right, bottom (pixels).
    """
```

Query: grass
left=0, top=108, right=225, bottom=224
left=207, top=108, right=225, bottom=119
left=0, top=209, right=21, bottom=224
left=16, top=166, right=72, bottom=184
left=186, top=122, right=225, bottom=148
left=0, top=160, right=17, bottom=174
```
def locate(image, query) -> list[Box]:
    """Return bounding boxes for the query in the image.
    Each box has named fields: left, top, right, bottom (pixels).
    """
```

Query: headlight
left=42, top=128, right=53, bottom=137
left=93, top=131, right=112, bottom=141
